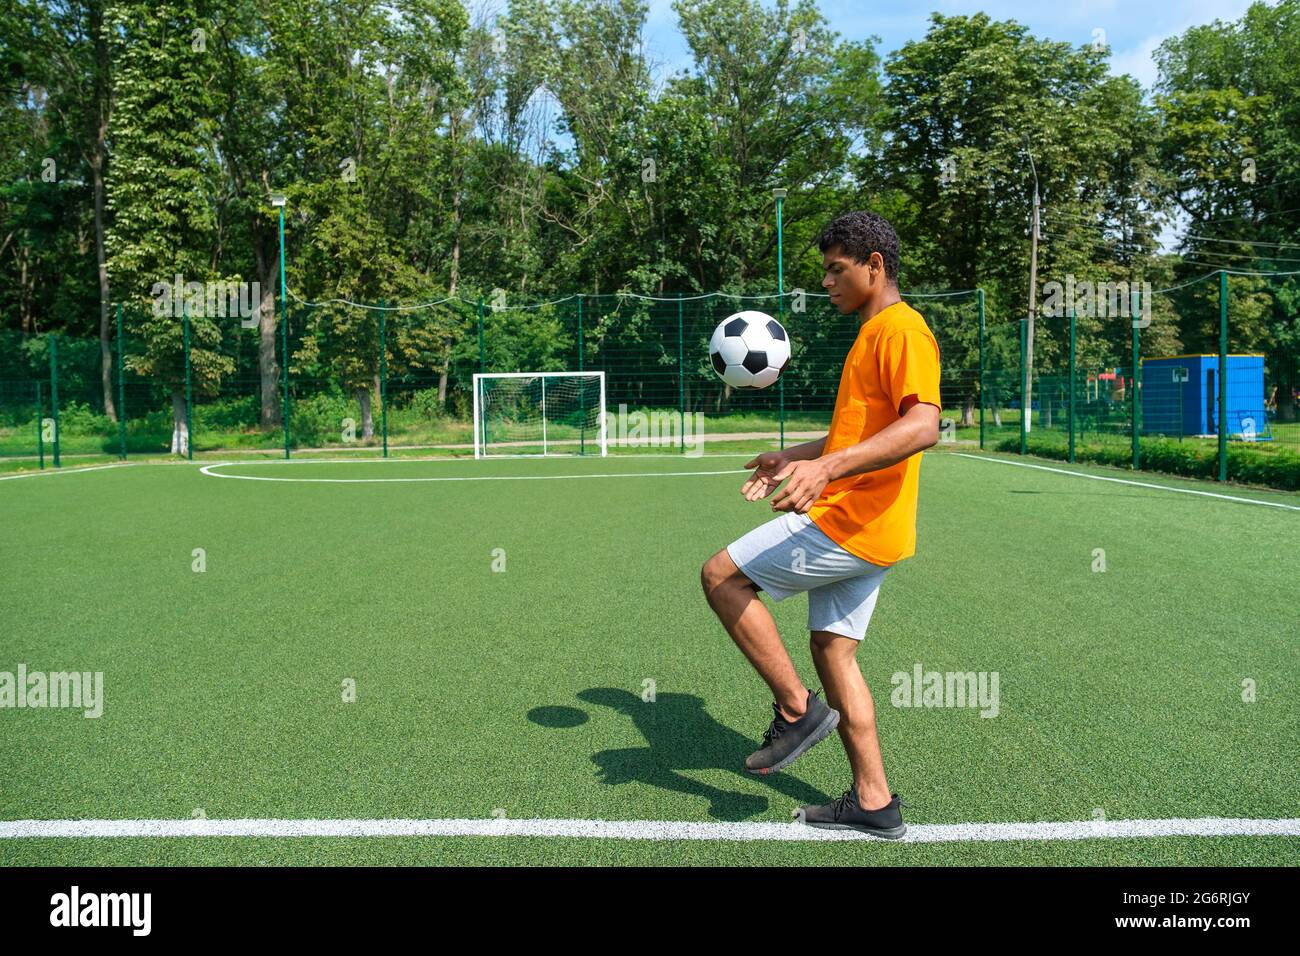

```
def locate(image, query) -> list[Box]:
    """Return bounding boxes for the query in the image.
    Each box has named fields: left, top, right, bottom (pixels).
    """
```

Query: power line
left=1195, top=205, right=1300, bottom=225
left=285, top=287, right=459, bottom=311
left=1043, top=215, right=1161, bottom=246
left=1040, top=228, right=1157, bottom=246
left=282, top=286, right=982, bottom=312
left=1179, top=247, right=1300, bottom=264
left=1236, top=172, right=1300, bottom=192
left=1039, top=231, right=1160, bottom=253
left=1183, top=233, right=1300, bottom=250
left=1176, top=260, right=1300, bottom=277
left=1152, top=270, right=1221, bottom=294
left=1048, top=211, right=1157, bottom=229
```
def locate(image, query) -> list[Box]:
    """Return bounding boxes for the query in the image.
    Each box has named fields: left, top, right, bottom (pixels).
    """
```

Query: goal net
left=473, top=372, right=607, bottom=457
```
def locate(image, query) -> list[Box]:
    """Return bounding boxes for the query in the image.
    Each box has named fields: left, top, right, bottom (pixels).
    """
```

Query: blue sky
left=639, top=0, right=1256, bottom=92
left=631, top=0, right=1259, bottom=251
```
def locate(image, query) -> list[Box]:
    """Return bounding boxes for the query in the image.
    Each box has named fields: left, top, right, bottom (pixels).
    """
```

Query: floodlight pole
left=774, top=187, right=787, bottom=450
left=1023, top=138, right=1040, bottom=438
left=774, top=188, right=786, bottom=304
left=272, top=194, right=289, bottom=459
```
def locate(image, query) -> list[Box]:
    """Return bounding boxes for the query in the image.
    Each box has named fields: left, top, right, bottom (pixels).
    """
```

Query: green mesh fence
left=2, top=276, right=1295, bottom=489
left=1017, top=308, right=1136, bottom=461
left=1, top=327, right=110, bottom=464
left=980, top=315, right=1022, bottom=451
left=0, top=377, right=42, bottom=464
left=977, top=269, right=1298, bottom=488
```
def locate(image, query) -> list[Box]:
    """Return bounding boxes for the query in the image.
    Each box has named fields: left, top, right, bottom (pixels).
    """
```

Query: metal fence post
left=1131, top=321, right=1140, bottom=470
left=1219, top=270, right=1228, bottom=482
left=49, top=333, right=60, bottom=467
left=578, top=294, right=585, bottom=456
left=116, top=303, right=127, bottom=459
left=36, top=379, right=44, bottom=469
left=1068, top=308, right=1076, bottom=464
left=477, top=297, right=485, bottom=373
left=183, top=306, right=193, bottom=461
left=678, top=292, right=685, bottom=454
left=1019, top=318, right=1027, bottom=455
left=379, top=299, right=388, bottom=458
left=977, top=289, right=985, bottom=450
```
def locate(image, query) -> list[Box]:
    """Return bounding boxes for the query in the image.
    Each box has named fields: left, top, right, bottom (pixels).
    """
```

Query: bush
left=406, top=387, right=445, bottom=422
left=123, top=409, right=174, bottom=453
left=192, top=394, right=259, bottom=431
left=992, top=435, right=1300, bottom=491
left=289, top=392, right=359, bottom=446
left=52, top=401, right=114, bottom=437
left=1225, top=444, right=1300, bottom=491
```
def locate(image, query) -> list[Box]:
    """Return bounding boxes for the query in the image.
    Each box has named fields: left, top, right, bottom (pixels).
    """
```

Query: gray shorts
left=725, top=512, right=890, bottom=641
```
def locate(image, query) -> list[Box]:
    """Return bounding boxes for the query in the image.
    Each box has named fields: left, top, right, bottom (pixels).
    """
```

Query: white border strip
left=198, top=452, right=758, bottom=464
left=953, top=453, right=1300, bottom=511
left=0, top=463, right=131, bottom=482
left=199, top=463, right=747, bottom=483
left=1, top=817, right=1296, bottom=844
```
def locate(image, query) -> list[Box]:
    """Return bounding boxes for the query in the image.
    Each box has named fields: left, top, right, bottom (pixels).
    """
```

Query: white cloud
left=1106, top=0, right=1260, bottom=91
left=1109, top=33, right=1167, bottom=89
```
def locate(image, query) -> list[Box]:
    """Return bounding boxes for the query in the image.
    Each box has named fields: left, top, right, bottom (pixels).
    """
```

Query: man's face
left=821, top=245, right=878, bottom=314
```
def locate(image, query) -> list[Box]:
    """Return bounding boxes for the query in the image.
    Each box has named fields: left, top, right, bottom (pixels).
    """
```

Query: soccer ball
left=708, top=311, right=791, bottom=389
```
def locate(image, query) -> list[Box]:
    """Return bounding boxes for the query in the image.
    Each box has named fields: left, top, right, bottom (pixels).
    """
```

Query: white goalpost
left=473, top=371, right=608, bottom=458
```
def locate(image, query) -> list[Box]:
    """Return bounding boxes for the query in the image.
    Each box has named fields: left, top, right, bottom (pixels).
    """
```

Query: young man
left=700, top=211, right=941, bottom=839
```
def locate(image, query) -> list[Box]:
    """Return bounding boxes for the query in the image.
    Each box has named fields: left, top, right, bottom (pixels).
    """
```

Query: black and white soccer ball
left=708, top=311, right=791, bottom=389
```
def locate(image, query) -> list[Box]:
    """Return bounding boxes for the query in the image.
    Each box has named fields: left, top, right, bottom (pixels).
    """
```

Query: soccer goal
left=473, top=372, right=607, bottom=458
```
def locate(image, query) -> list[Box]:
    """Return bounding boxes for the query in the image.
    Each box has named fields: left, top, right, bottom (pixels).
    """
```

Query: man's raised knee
left=701, top=550, right=730, bottom=599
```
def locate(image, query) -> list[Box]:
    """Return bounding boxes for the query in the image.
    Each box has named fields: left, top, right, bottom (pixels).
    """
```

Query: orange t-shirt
left=807, top=300, right=941, bottom=566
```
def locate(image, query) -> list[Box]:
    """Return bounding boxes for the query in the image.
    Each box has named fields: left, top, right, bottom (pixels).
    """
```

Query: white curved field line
left=954, top=452, right=1300, bottom=512
left=2, top=816, right=1297, bottom=844
left=200, top=461, right=748, bottom=483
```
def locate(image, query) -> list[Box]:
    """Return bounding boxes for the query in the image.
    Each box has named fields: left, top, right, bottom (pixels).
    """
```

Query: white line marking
left=200, top=462, right=748, bottom=483
left=0, top=463, right=131, bottom=482
left=193, top=452, right=759, bottom=466
left=1, top=817, right=1296, bottom=843
left=953, top=453, right=1300, bottom=511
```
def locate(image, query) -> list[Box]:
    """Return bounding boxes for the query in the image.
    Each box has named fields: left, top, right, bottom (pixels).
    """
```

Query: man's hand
left=770, top=459, right=831, bottom=514
left=740, top=451, right=788, bottom=501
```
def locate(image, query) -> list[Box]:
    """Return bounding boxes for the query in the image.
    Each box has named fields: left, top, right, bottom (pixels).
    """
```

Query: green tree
left=1155, top=0, right=1300, bottom=421
left=879, top=13, right=1169, bottom=424
left=105, top=0, right=232, bottom=453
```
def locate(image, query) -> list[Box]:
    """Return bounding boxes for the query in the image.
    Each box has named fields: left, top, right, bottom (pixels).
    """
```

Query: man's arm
left=819, top=397, right=938, bottom=481
left=769, top=398, right=939, bottom=513
left=780, top=436, right=826, bottom=462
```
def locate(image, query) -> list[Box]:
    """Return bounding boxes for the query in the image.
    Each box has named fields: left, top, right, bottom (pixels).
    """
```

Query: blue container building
left=1140, top=354, right=1269, bottom=439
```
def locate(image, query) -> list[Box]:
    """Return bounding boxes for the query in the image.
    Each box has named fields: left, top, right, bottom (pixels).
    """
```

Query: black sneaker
left=797, top=786, right=908, bottom=839
left=744, top=689, right=840, bottom=774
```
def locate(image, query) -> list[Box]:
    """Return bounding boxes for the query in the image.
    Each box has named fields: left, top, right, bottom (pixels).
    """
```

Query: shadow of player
left=565, top=687, right=833, bottom=822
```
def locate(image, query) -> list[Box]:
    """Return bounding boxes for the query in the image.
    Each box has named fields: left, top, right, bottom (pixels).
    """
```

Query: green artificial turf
left=0, top=449, right=1296, bottom=865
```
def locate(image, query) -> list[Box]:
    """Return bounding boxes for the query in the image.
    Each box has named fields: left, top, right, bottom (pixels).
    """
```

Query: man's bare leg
left=701, top=549, right=807, bottom=721
left=809, top=630, right=892, bottom=810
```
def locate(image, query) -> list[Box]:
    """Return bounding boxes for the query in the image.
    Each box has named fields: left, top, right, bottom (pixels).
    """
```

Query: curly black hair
left=816, top=211, right=900, bottom=285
